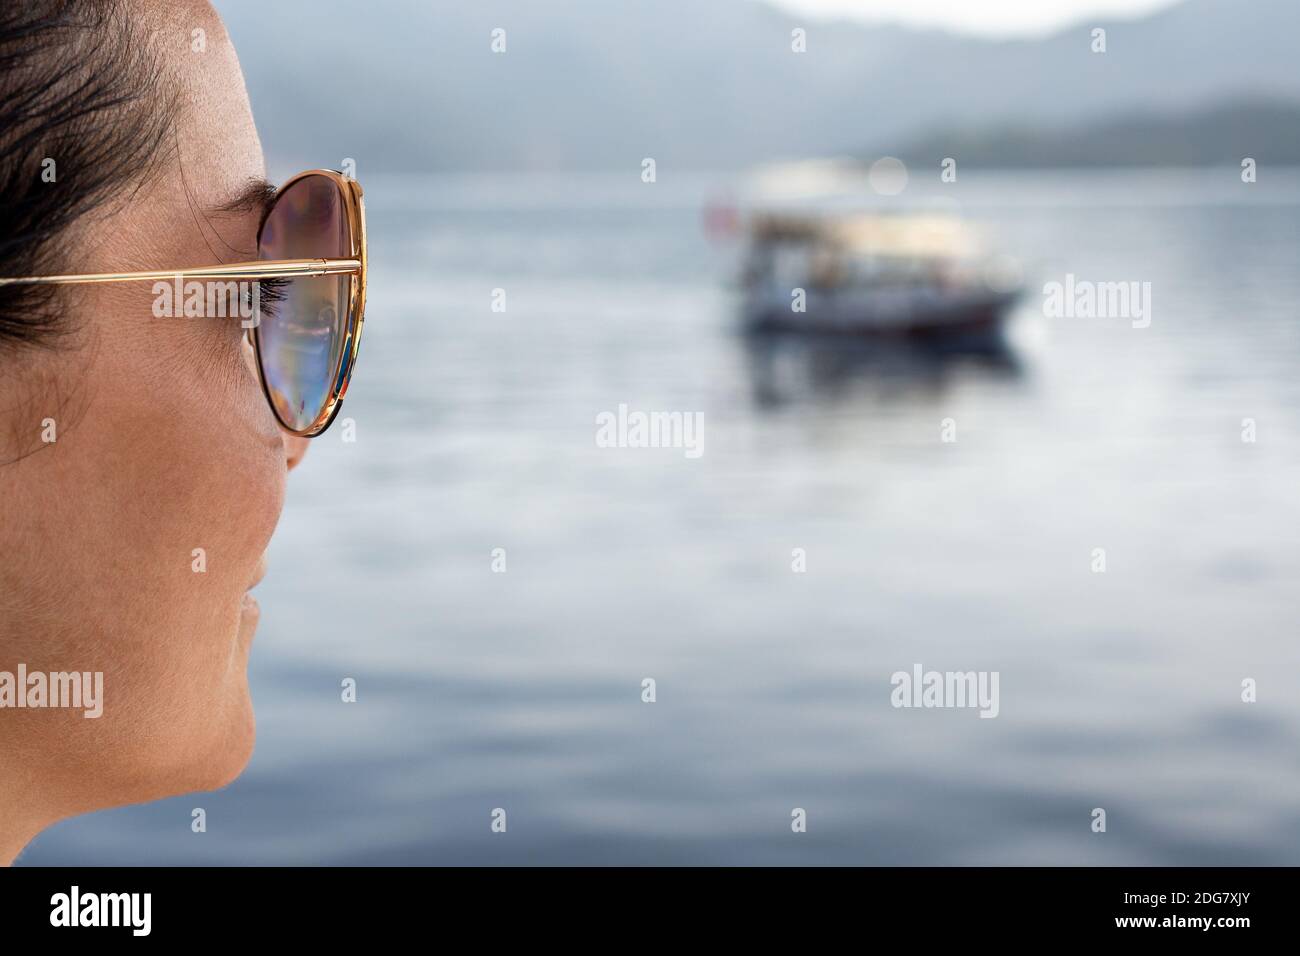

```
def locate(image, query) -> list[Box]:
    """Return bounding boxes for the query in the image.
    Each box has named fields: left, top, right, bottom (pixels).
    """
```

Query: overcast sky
left=761, top=0, right=1184, bottom=37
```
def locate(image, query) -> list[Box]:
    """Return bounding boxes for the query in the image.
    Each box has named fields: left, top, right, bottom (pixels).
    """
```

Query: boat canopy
left=749, top=213, right=982, bottom=261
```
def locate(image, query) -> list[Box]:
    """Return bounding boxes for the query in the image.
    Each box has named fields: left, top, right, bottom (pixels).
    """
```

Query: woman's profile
left=0, top=0, right=366, bottom=865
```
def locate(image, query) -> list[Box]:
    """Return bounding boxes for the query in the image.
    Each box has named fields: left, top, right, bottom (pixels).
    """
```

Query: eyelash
left=245, top=276, right=290, bottom=320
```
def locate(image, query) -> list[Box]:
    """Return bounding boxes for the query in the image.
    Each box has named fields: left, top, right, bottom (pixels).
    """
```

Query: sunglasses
left=0, top=168, right=367, bottom=437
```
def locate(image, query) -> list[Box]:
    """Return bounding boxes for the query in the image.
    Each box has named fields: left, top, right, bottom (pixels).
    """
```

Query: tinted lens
left=256, top=174, right=351, bottom=432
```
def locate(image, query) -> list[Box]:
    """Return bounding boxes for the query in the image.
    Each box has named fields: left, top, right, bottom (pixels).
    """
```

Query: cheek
left=120, top=330, right=287, bottom=586
left=101, top=348, right=285, bottom=641
left=117, top=365, right=283, bottom=781
left=3, top=329, right=288, bottom=802
left=79, top=329, right=285, bottom=761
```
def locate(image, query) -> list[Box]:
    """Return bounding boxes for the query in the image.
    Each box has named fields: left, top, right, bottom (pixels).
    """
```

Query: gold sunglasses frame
left=0, top=168, right=367, bottom=438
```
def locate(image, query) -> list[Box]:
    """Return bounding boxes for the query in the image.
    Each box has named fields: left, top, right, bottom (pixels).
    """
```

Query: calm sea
left=22, top=168, right=1300, bottom=865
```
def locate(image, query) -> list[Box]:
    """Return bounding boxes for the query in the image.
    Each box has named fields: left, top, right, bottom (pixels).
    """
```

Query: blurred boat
left=739, top=212, right=1020, bottom=336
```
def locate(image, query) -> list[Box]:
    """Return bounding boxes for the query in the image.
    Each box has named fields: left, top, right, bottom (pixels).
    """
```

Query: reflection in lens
left=256, top=175, right=350, bottom=432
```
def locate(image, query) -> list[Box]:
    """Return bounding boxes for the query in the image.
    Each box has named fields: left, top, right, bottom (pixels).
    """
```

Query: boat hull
left=742, top=287, right=1019, bottom=336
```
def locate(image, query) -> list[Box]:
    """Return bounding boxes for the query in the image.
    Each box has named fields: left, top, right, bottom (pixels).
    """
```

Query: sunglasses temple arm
left=0, top=258, right=361, bottom=287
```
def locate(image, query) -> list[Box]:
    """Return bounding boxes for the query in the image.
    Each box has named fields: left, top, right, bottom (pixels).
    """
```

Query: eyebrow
left=210, top=177, right=278, bottom=221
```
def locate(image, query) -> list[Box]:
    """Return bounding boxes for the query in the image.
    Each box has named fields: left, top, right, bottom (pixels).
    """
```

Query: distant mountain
left=897, top=98, right=1300, bottom=167
left=212, top=0, right=1300, bottom=171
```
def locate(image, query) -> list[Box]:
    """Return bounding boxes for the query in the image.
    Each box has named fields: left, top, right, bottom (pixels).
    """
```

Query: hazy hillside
left=213, top=0, right=1300, bottom=171
left=898, top=97, right=1300, bottom=168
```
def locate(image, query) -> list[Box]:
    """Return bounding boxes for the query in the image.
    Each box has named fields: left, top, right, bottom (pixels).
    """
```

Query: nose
left=283, top=432, right=310, bottom=472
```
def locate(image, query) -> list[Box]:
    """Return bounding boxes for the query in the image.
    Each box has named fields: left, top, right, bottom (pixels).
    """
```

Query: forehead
left=155, top=0, right=266, bottom=207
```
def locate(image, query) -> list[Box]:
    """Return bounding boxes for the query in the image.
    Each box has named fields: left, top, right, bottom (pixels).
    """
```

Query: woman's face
left=0, top=0, right=304, bottom=852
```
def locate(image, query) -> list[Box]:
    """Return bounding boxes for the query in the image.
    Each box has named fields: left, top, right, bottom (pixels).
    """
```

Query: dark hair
left=0, top=0, right=174, bottom=349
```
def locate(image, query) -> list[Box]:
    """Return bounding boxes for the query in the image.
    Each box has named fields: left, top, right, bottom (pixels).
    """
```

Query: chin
left=147, top=663, right=259, bottom=799
left=85, top=686, right=256, bottom=816
left=198, top=689, right=257, bottom=792
left=189, top=597, right=261, bottom=791
left=88, top=599, right=263, bottom=808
